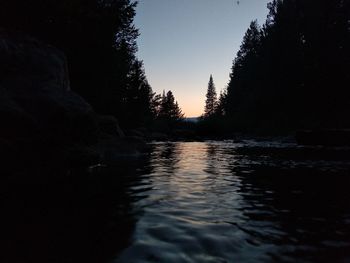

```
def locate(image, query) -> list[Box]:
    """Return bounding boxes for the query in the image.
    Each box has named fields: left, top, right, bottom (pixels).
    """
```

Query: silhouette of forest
left=2, top=0, right=348, bottom=136
left=0, top=0, right=183, bottom=130
left=202, top=0, right=350, bottom=134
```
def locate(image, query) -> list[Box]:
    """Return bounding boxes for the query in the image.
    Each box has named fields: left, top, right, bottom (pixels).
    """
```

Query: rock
left=0, top=31, right=99, bottom=164
left=126, top=129, right=145, bottom=138
left=0, top=31, right=150, bottom=167
left=150, top=132, right=168, bottom=141
left=97, top=136, right=149, bottom=163
left=97, top=115, right=125, bottom=138
left=64, top=145, right=101, bottom=166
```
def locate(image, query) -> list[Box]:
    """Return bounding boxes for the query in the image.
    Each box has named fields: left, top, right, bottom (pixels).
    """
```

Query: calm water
left=115, top=140, right=350, bottom=263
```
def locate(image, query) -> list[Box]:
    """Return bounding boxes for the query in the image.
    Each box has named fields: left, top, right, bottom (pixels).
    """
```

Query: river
left=114, top=140, right=350, bottom=263
left=3, top=140, right=350, bottom=263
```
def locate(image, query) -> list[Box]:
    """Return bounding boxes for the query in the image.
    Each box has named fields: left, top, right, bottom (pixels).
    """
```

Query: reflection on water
left=3, top=141, right=350, bottom=263
left=1, top=158, right=151, bottom=263
left=116, top=141, right=350, bottom=263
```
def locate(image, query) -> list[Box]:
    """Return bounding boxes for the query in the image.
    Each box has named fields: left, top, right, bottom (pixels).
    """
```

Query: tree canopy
left=158, top=91, right=184, bottom=122
left=0, top=0, right=157, bottom=128
left=204, top=75, right=218, bottom=118
left=222, top=0, right=350, bottom=132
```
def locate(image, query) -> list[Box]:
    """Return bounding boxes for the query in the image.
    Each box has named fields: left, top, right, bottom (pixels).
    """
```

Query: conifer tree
left=158, top=90, right=184, bottom=121
left=224, top=0, right=350, bottom=131
left=226, top=20, right=262, bottom=118
left=215, top=89, right=227, bottom=117
left=204, top=75, right=218, bottom=117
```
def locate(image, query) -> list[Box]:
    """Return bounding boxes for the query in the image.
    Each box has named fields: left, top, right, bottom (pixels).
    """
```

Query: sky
left=135, top=0, right=271, bottom=117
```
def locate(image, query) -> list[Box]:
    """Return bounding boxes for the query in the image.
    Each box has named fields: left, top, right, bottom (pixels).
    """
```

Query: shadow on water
left=231, top=143, right=350, bottom=263
left=205, top=143, right=219, bottom=175
left=154, top=142, right=182, bottom=173
left=0, top=154, right=153, bottom=263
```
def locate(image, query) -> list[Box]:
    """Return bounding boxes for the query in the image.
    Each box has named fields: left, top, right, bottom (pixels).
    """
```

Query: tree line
left=202, top=0, right=350, bottom=134
left=0, top=0, right=184, bottom=129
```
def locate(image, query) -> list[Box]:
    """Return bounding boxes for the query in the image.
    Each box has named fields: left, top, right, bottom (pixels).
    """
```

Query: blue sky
left=135, top=0, right=271, bottom=117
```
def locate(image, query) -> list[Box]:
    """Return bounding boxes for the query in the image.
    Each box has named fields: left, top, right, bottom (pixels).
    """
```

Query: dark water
left=115, top=140, right=350, bottom=263
left=2, top=140, right=350, bottom=263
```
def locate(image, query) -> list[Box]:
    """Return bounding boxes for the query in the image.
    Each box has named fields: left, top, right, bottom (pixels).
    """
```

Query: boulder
left=0, top=32, right=150, bottom=167
left=97, top=115, right=125, bottom=138
left=0, top=31, right=99, bottom=164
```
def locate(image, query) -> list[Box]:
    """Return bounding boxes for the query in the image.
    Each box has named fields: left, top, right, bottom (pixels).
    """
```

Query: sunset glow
left=135, top=0, right=271, bottom=117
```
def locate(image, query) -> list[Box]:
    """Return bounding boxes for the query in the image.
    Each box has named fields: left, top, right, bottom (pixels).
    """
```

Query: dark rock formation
left=0, top=32, right=146, bottom=167
left=0, top=32, right=147, bottom=263
left=0, top=32, right=100, bottom=166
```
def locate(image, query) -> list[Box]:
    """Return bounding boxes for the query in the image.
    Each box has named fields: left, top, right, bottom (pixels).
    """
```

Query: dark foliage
left=204, top=75, right=218, bottom=117
left=152, top=90, right=184, bottom=131
left=0, top=0, right=156, bottom=128
left=223, top=0, right=350, bottom=133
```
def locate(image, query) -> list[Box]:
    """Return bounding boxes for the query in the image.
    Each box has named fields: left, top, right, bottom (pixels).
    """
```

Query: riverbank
left=0, top=32, right=150, bottom=170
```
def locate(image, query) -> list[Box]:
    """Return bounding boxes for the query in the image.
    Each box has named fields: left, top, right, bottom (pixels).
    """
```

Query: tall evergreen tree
left=151, top=93, right=162, bottom=118
left=204, top=75, right=218, bottom=117
left=215, top=89, right=227, bottom=117
left=121, top=59, right=156, bottom=127
left=224, top=0, right=350, bottom=131
left=226, top=20, right=262, bottom=119
left=158, top=91, right=184, bottom=122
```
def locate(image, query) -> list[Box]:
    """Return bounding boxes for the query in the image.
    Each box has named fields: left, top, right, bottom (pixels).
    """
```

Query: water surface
left=116, top=140, right=350, bottom=263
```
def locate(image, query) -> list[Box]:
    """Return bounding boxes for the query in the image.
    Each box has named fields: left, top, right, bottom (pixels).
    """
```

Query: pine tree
left=204, top=75, right=218, bottom=117
left=215, top=89, right=227, bottom=117
left=172, top=101, right=184, bottom=121
left=121, top=59, right=156, bottom=127
left=150, top=94, right=162, bottom=119
left=158, top=90, right=184, bottom=121
left=225, top=20, right=262, bottom=120
left=224, top=0, right=350, bottom=131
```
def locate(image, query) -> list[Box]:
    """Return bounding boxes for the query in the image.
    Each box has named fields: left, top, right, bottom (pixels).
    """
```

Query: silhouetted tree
left=204, top=75, right=218, bottom=117
left=215, top=89, right=227, bottom=117
left=121, top=59, right=156, bottom=127
left=158, top=91, right=184, bottom=122
left=223, top=0, right=350, bottom=132
left=0, top=0, right=156, bottom=128
left=226, top=20, right=262, bottom=123
left=151, top=90, right=184, bottom=132
left=151, top=93, right=162, bottom=117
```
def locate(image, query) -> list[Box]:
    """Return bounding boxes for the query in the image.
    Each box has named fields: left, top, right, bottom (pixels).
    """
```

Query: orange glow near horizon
left=145, top=72, right=227, bottom=118
left=135, top=0, right=271, bottom=119
left=146, top=76, right=211, bottom=118
left=179, top=96, right=204, bottom=118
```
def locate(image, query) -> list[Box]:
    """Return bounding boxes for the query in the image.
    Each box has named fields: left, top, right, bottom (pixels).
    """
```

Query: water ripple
left=115, top=141, right=350, bottom=263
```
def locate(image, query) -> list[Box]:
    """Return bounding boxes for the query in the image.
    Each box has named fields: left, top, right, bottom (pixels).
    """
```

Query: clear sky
left=135, top=0, right=271, bottom=117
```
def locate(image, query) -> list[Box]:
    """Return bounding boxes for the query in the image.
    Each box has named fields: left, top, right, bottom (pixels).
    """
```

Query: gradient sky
left=135, top=0, right=271, bottom=117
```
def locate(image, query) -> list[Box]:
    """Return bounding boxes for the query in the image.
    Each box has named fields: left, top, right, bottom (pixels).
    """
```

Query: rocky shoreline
left=0, top=32, right=149, bottom=170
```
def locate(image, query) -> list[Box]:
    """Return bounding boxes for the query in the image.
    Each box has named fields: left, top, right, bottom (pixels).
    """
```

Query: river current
left=114, top=140, right=350, bottom=263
